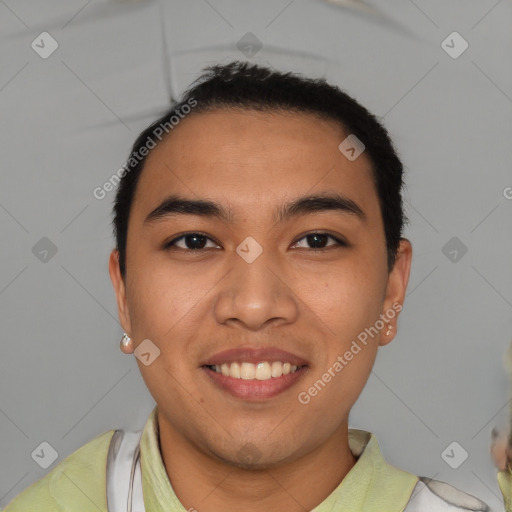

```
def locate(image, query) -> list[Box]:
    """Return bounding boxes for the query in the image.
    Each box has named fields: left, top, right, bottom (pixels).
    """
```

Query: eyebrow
left=143, top=193, right=366, bottom=226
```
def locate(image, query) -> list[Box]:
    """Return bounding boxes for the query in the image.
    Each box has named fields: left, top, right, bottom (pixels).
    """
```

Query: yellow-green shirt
left=1, top=406, right=498, bottom=511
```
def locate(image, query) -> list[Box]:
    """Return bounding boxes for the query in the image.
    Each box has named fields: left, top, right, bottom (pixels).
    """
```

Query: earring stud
left=386, top=325, right=393, bottom=336
left=120, top=332, right=132, bottom=347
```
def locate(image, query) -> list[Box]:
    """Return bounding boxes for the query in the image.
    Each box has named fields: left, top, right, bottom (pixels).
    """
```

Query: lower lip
left=202, top=366, right=308, bottom=400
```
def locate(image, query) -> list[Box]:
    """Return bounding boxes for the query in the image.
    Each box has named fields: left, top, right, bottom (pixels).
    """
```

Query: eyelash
left=163, top=232, right=347, bottom=252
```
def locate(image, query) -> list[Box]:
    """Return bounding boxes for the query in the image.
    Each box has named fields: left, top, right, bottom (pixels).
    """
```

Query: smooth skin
left=109, top=109, right=413, bottom=512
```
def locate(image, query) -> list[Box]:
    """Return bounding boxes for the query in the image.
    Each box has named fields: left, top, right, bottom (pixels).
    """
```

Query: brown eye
left=165, top=233, right=220, bottom=251
left=292, top=233, right=346, bottom=250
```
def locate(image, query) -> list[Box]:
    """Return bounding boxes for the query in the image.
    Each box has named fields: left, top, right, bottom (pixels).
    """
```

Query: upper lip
left=200, top=347, right=309, bottom=367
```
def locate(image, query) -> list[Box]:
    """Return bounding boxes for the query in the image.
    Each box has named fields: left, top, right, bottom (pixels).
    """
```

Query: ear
left=109, top=249, right=132, bottom=337
left=379, top=238, right=412, bottom=346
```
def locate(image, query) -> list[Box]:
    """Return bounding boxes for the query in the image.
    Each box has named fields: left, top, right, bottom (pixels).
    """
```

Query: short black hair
left=112, top=60, right=406, bottom=278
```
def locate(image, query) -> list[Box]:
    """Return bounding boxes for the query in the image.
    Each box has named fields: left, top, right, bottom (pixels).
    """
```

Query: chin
left=207, top=440, right=301, bottom=471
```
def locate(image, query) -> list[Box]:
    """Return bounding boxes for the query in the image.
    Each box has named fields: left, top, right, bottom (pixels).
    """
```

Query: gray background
left=1, top=0, right=511, bottom=510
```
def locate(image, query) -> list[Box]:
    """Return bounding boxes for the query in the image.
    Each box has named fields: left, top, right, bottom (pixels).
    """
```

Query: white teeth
left=255, top=362, right=271, bottom=380
left=230, top=362, right=240, bottom=379
left=209, top=361, right=301, bottom=380
left=271, top=361, right=282, bottom=377
left=240, top=362, right=256, bottom=380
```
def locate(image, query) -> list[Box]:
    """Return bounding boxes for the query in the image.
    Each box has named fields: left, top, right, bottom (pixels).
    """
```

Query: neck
left=157, top=416, right=357, bottom=512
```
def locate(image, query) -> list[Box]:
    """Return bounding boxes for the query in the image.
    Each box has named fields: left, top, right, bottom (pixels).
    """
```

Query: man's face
left=110, top=109, right=411, bottom=468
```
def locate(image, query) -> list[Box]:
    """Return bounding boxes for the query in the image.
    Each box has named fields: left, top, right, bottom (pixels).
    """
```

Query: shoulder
left=2, top=429, right=115, bottom=512
left=404, top=476, right=491, bottom=512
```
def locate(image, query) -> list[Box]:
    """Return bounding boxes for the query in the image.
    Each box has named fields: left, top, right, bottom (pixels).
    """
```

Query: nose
left=213, top=245, right=299, bottom=331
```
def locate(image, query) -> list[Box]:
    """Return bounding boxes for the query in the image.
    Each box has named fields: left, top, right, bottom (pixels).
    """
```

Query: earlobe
left=108, top=249, right=132, bottom=335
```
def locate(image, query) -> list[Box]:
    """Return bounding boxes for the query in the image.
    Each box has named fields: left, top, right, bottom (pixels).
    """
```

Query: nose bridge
left=214, top=239, right=298, bottom=329
left=236, top=242, right=275, bottom=293
left=233, top=240, right=279, bottom=304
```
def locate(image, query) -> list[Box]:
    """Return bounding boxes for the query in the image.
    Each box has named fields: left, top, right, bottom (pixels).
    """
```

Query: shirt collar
left=140, top=406, right=417, bottom=512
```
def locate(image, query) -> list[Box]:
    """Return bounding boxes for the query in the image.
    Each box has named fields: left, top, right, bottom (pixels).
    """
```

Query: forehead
left=131, top=109, right=377, bottom=220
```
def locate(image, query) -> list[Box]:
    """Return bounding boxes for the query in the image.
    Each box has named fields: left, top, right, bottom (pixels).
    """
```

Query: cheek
left=126, top=262, right=203, bottom=338
left=298, top=265, right=382, bottom=395
left=308, top=342, right=377, bottom=411
left=303, top=265, right=382, bottom=331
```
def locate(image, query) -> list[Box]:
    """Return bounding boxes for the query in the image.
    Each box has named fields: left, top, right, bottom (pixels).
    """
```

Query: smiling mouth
left=203, top=361, right=305, bottom=380
left=200, top=347, right=310, bottom=399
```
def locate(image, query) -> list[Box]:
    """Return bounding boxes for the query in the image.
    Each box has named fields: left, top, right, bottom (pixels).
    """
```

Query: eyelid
left=291, top=232, right=347, bottom=249
left=164, top=231, right=221, bottom=250
left=164, top=231, right=347, bottom=251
